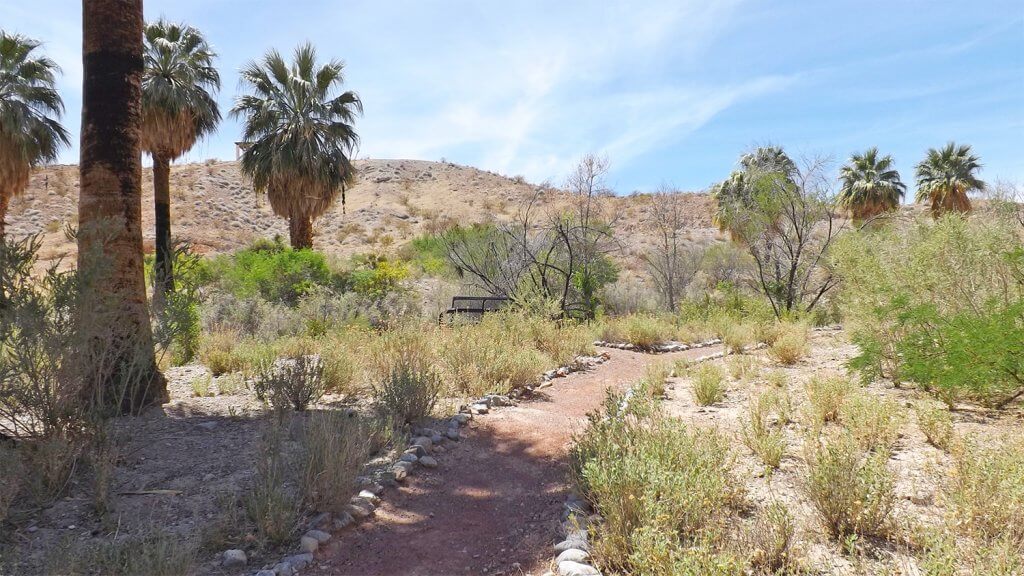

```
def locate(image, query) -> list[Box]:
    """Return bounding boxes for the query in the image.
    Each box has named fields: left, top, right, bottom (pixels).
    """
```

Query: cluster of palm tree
left=1, top=6, right=362, bottom=411
left=712, top=142, right=987, bottom=233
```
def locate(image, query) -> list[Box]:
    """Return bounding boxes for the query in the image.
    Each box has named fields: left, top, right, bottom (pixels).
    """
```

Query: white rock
left=470, top=403, right=489, bottom=414
left=255, top=570, right=276, bottom=576
left=300, top=535, right=318, bottom=553
left=221, top=549, right=247, bottom=567
left=558, top=560, right=600, bottom=576
left=392, top=465, right=408, bottom=481
left=358, top=489, right=380, bottom=503
left=556, top=548, right=590, bottom=563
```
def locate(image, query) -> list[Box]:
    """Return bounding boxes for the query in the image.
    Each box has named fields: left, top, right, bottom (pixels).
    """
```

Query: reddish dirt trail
left=320, top=345, right=722, bottom=576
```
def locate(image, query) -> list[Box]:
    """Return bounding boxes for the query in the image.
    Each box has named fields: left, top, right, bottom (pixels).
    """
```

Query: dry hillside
left=6, top=159, right=720, bottom=271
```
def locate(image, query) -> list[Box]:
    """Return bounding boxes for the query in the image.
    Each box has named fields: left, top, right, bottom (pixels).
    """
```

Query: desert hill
left=6, top=159, right=720, bottom=272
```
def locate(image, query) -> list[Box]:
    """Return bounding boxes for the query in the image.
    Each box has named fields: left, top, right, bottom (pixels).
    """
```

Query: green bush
left=838, top=392, right=904, bottom=452
left=690, top=364, right=726, bottom=406
left=915, top=404, right=955, bottom=451
left=804, top=375, right=854, bottom=427
left=208, top=238, right=341, bottom=305
left=804, top=433, right=895, bottom=539
left=741, top=392, right=787, bottom=470
left=832, top=214, right=1023, bottom=407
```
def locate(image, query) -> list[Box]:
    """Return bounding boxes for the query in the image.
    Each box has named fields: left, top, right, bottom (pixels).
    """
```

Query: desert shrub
left=727, top=354, right=758, bottom=381
left=148, top=244, right=204, bottom=365
left=721, top=322, right=756, bottom=353
left=767, top=322, right=809, bottom=365
left=743, top=502, right=798, bottom=574
left=642, top=362, right=671, bottom=398
left=197, top=330, right=242, bottom=376
left=599, top=276, right=660, bottom=315
left=50, top=530, right=197, bottom=576
left=207, top=238, right=341, bottom=305
left=765, top=369, right=788, bottom=389
left=570, top=388, right=742, bottom=574
left=201, top=292, right=301, bottom=339
left=804, top=375, right=854, bottom=427
left=373, top=364, right=442, bottom=426
left=741, top=392, right=787, bottom=470
left=191, top=374, right=212, bottom=397
left=944, top=438, right=1024, bottom=546
left=915, top=404, right=955, bottom=451
left=245, top=424, right=298, bottom=546
left=437, top=316, right=555, bottom=395
left=804, top=433, right=895, bottom=539
left=690, top=363, right=726, bottom=406
left=298, top=411, right=373, bottom=514
left=252, top=355, right=326, bottom=412
left=832, top=214, right=1023, bottom=407
left=599, top=314, right=677, bottom=349
left=839, top=392, right=904, bottom=452
left=319, top=336, right=358, bottom=396
left=348, top=254, right=410, bottom=300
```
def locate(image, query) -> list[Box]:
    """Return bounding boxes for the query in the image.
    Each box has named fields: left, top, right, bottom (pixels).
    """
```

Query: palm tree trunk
left=79, top=0, right=166, bottom=413
left=152, top=154, right=174, bottom=301
left=289, top=213, right=313, bottom=249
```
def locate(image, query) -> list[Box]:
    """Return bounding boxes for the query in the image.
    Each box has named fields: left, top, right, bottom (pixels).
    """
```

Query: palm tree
left=837, top=147, right=905, bottom=220
left=712, top=145, right=796, bottom=240
left=0, top=32, right=70, bottom=240
left=141, top=19, right=220, bottom=299
left=231, top=44, right=361, bottom=249
left=915, top=142, right=984, bottom=216
left=80, top=0, right=166, bottom=411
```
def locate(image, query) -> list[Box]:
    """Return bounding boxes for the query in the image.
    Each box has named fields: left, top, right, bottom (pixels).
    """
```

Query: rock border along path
left=305, top=341, right=724, bottom=576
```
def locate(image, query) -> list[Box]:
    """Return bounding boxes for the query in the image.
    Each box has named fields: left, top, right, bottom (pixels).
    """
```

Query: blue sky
left=3, top=0, right=1022, bottom=193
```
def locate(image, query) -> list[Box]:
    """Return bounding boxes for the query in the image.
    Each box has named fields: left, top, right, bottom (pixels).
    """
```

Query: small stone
left=434, top=445, right=446, bottom=453
left=282, top=553, right=313, bottom=571
left=333, top=511, right=355, bottom=530
left=558, top=560, right=600, bottom=576
left=300, top=535, right=318, bottom=553
left=419, top=456, right=438, bottom=468
left=446, top=428, right=460, bottom=441
left=306, top=529, right=331, bottom=543
left=452, top=413, right=471, bottom=426
left=470, top=403, right=489, bottom=415
left=347, top=498, right=375, bottom=518
left=358, top=489, right=380, bottom=503
left=554, top=530, right=589, bottom=552
left=556, top=548, right=590, bottom=563
left=273, top=562, right=295, bottom=576
left=412, top=436, right=433, bottom=450
left=399, top=453, right=418, bottom=463
left=256, top=570, right=276, bottom=576
left=197, top=421, right=218, bottom=431
left=485, top=394, right=512, bottom=407
left=308, top=511, right=331, bottom=529
left=430, top=433, right=444, bottom=444
left=221, top=549, right=247, bottom=567
left=392, top=465, right=408, bottom=481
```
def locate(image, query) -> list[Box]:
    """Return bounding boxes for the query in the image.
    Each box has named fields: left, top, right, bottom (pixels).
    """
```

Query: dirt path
left=319, top=345, right=723, bottom=576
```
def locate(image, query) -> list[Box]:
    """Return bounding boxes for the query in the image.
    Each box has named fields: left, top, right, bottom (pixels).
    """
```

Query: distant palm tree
left=231, top=43, right=361, bottom=249
left=915, top=142, right=984, bottom=216
left=0, top=32, right=69, bottom=239
left=141, top=19, right=220, bottom=298
left=837, top=147, right=905, bottom=220
left=712, top=145, right=796, bottom=240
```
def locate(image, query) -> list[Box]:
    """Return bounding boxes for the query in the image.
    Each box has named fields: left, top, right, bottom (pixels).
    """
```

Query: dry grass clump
left=48, top=530, right=197, bottom=576
left=690, top=364, right=726, bottom=406
left=245, top=424, right=299, bottom=547
left=944, top=437, right=1024, bottom=546
left=642, top=361, right=671, bottom=397
left=742, top=502, right=799, bottom=574
left=252, top=355, right=326, bottom=412
left=804, top=374, right=855, bottom=427
left=191, top=373, right=213, bottom=397
left=915, top=403, right=955, bottom=451
left=741, top=392, right=788, bottom=470
left=838, top=392, right=905, bottom=452
left=198, top=330, right=243, bottom=376
left=298, top=410, right=375, bottom=514
left=803, top=433, right=895, bottom=540
left=570, top=389, right=743, bottom=574
left=599, top=314, right=677, bottom=349
left=721, top=322, right=756, bottom=354
left=727, top=354, right=758, bottom=381
left=767, top=323, right=809, bottom=365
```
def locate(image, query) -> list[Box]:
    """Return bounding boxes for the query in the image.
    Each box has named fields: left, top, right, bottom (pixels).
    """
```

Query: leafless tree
left=642, top=186, right=703, bottom=311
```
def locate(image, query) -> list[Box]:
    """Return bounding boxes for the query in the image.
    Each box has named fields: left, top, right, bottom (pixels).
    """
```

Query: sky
left=3, top=0, right=1022, bottom=193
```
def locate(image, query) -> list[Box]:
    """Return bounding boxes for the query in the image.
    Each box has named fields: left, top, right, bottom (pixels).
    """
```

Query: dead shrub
left=767, top=323, right=809, bottom=365
left=744, top=502, right=798, bottom=574
left=804, top=433, right=895, bottom=539
left=0, top=444, right=22, bottom=523
left=839, top=392, right=905, bottom=452
left=805, top=374, right=855, bottom=427
left=298, top=410, right=374, bottom=514
left=252, top=355, right=326, bottom=411
left=915, top=404, right=955, bottom=451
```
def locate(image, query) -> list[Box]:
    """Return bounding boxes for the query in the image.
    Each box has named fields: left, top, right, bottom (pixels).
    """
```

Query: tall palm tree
left=712, top=145, right=796, bottom=240
left=80, top=0, right=166, bottom=411
left=141, top=19, right=220, bottom=299
left=837, top=147, right=905, bottom=220
left=231, top=43, right=361, bottom=249
left=915, top=142, right=984, bottom=216
left=0, top=31, right=70, bottom=239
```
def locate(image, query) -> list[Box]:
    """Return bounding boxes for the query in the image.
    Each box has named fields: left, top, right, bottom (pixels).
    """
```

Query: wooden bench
left=438, top=295, right=510, bottom=323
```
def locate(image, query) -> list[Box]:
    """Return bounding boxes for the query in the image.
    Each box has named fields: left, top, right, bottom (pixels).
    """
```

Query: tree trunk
left=289, top=213, right=313, bottom=249
left=79, top=0, right=166, bottom=413
left=0, top=192, right=8, bottom=242
left=152, top=154, right=174, bottom=302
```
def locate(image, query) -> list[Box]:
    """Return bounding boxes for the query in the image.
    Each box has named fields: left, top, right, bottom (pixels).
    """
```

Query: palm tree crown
left=0, top=31, right=69, bottom=236
left=141, top=19, right=220, bottom=159
left=837, top=147, right=905, bottom=220
left=231, top=43, right=361, bottom=248
left=914, top=142, right=984, bottom=216
left=712, top=145, right=796, bottom=239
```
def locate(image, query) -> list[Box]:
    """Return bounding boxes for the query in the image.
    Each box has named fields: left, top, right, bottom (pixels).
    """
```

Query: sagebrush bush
left=643, top=362, right=671, bottom=397
left=767, top=323, right=809, bottom=365
left=599, top=314, right=677, bottom=349
left=915, top=404, right=955, bottom=451
left=691, top=363, right=726, bottom=406
left=839, top=392, right=904, bottom=452
left=944, top=438, right=1024, bottom=546
left=570, top=389, right=742, bottom=574
left=805, top=375, right=854, bottom=427
left=373, top=363, right=442, bottom=427
left=721, top=322, right=756, bottom=354
left=804, top=433, right=895, bottom=539
left=245, top=424, right=298, bottom=546
left=727, top=354, right=758, bottom=381
left=744, top=502, right=798, bottom=574
left=252, top=355, right=326, bottom=411
left=741, top=392, right=787, bottom=470
left=298, top=411, right=373, bottom=514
